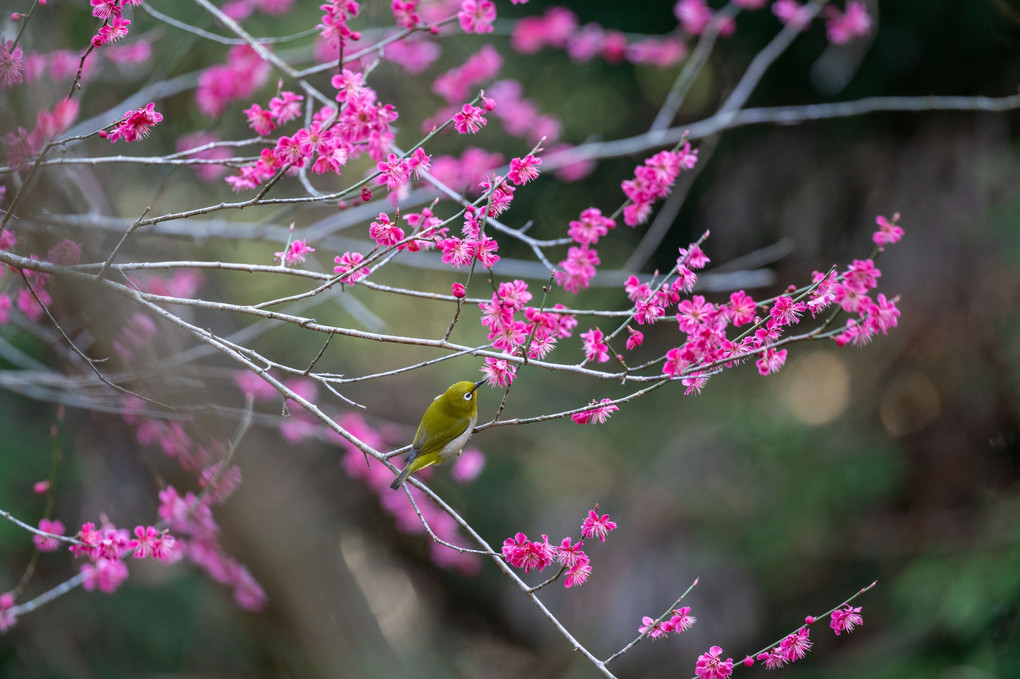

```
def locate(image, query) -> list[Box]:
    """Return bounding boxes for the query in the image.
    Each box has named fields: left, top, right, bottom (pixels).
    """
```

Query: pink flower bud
left=452, top=282, right=466, bottom=298
left=33, top=480, right=50, bottom=494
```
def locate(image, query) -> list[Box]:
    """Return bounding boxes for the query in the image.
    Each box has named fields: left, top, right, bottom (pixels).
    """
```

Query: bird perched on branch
left=390, top=379, right=485, bottom=490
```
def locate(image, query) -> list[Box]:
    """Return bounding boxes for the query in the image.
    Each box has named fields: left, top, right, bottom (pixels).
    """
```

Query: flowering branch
left=0, top=0, right=989, bottom=674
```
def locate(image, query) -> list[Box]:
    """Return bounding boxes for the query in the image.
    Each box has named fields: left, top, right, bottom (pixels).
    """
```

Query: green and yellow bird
left=390, top=380, right=485, bottom=490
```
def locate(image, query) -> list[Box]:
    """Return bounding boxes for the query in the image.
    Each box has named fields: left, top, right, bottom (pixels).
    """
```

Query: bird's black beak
left=472, top=379, right=486, bottom=391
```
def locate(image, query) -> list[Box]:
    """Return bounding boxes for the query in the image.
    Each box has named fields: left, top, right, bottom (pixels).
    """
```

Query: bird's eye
left=463, top=392, right=473, bottom=401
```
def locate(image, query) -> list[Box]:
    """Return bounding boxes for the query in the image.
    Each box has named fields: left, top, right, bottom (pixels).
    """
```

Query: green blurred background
left=1, top=0, right=1019, bottom=677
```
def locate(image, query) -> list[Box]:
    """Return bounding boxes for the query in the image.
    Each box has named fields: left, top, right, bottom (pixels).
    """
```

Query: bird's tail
left=390, top=465, right=412, bottom=490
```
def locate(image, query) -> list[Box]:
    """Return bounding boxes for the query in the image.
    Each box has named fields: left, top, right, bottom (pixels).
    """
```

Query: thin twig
left=96, top=206, right=153, bottom=281
left=604, top=578, right=700, bottom=665
left=401, top=486, right=499, bottom=556
left=0, top=508, right=84, bottom=546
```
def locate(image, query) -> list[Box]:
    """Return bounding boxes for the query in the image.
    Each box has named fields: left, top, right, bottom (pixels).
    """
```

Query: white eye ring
left=463, top=392, right=473, bottom=400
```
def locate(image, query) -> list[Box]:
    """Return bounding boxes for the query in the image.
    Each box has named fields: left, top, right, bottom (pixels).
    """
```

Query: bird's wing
left=411, top=414, right=471, bottom=459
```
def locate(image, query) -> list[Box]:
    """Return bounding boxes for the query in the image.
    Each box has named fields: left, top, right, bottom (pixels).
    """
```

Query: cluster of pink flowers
left=111, top=312, right=157, bottom=361
left=221, top=0, right=296, bottom=22
left=329, top=192, right=449, bottom=282
left=158, top=484, right=266, bottom=609
left=508, top=153, right=542, bottom=185
left=683, top=601, right=867, bottom=674
left=114, top=389, right=254, bottom=608
left=32, top=518, right=65, bottom=552
left=431, top=154, right=528, bottom=269
left=502, top=507, right=617, bottom=588
left=196, top=45, right=270, bottom=117
left=825, top=263, right=902, bottom=347
left=770, top=0, right=812, bottom=29
left=639, top=605, right=697, bottom=639
left=511, top=6, right=685, bottom=67
left=627, top=248, right=702, bottom=327
left=0, top=234, right=81, bottom=325
left=511, top=6, right=579, bottom=55
left=478, top=278, right=577, bottom=365
left=227, top=71, right=399, bottom=191
left=89, top=0, right=143, bottom=48
left=2, top=96, right=80, bottom=168
left=567, top=207, right=615, bottom=247
left=555, top=242, right=601, bottom=294
left=418, top=47, right=503, bottom=137
left=317, top=0, right=362, bottom=52
left=622, top=145, right=700, bottom=226
left=653, top=217, right=901, bottom=391
left=502, top=532, right=554, bottom=573
left=749, top=605, right=863, bottom=669
left=383, top=34, right=440, bottom=73
left=755, top=627, right=812, bottom=668
left=481, top=357, right=516, bottom=388
left=695, top=645, right=734, bottom=679
left=830, top=603, right=864, bottom=635
left=580, top=327, right=610, bottom=363
left=70, top=519, right=179, bottom=595
left=390, top=0, right=421, bottom=30
left=120, top=394, right=228, bottom=473
left=485, top=79, right=561, bottom=145
left=674, top=0, right=735, bottom=36
left=399, top=204, right=445, bottom=252
left=98, top=101, right=162, bottom=143
left=129, top=267, right=206, bottom=299
left=571, top=398, right=619, bottom=424
left=510, top=0, right=869, bottom=67
left=0, top=592, right=15, bottom=633
left=433, top=45, right=502, bottom=105
left=475, top=171, right=512, bottom=214
left=0, top=41, right=24, bottom=89
left=5, top=457, right=225, bottom=631
left=16, top=49, right=90, bottom=89
left=275, top=238, right=316, bottom=266
left=825, top=1, right=872, bottom=44
left=452, top=102, right=489, bottom=135
left=333, top=250, right=371, bottom=283
left=428, top=146, right=504, bottom=193
left=457, top=0, right=497, bottom=35
left=243, top=90, right=303, bottom=137
left=426, top=73, right=561, bottom=147
left=376, top=147, right=431, bottom=194
left=368, top=211, right=404, bottom=246
left=774, top=0, right=871, bottom=38
left=438, top=209, right=497, bottom=268
left=554, top=205, right=616, bottom=293
left=873, top=212, right=904, bottom=251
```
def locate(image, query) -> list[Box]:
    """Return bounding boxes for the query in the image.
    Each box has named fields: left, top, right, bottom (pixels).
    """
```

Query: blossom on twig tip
left=580, top=508, right=616, bottom=542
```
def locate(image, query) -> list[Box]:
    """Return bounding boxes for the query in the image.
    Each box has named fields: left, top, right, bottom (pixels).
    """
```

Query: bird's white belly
left=437, top=417, right=476, bottom=462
